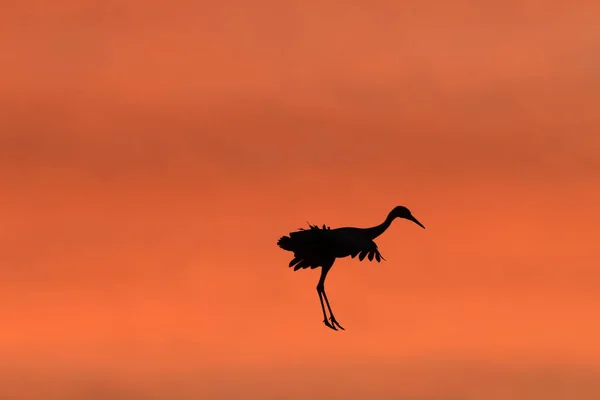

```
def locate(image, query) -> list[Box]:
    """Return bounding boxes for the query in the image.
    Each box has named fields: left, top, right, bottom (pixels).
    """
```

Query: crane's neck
left=364, top=212, right=396, bottom=240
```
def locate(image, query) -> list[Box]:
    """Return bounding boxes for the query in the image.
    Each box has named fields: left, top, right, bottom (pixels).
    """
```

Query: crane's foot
left=323, top=318, right=338, bottom=331
left=330, top=316, right=345, bottom=331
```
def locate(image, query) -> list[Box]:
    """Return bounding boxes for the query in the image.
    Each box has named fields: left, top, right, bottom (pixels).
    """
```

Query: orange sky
left=1, top=0, right=600, bottom=398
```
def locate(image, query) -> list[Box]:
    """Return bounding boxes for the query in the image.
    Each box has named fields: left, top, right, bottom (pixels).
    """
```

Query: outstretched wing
left=332, top=228, right=386, bottom=263
left=350, top=246, right=385, bottom=262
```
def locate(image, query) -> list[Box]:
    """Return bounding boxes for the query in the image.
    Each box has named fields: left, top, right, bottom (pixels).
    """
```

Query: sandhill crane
left=277, top=206, right=425, bottom=331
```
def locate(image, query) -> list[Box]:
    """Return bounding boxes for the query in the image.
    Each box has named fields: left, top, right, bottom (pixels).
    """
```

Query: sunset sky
left=1, top=0, right=600, bottom=398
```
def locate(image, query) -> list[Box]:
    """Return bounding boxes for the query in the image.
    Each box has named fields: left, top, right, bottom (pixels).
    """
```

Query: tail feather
left=288, top=257, right=302, bottom=268
left=294, top=260, right=310, bottom=271
left=277, top=224, right=332, bottom=271
left=277, top=236, right=294, bottom=252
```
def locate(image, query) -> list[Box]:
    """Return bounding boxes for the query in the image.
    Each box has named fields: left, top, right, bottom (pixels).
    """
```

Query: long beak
left=408, top=215, right=426, bottom=229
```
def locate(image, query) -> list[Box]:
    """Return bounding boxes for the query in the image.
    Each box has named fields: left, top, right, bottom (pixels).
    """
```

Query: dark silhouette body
left=277, top=206, right=425, bottom=331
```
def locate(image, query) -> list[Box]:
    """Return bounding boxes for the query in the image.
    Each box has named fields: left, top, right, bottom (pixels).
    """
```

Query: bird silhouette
left=277, top=206, right=425, bottom=331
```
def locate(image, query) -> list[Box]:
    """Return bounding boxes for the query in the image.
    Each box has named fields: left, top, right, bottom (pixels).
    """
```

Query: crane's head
left=391, top=206, right=425, bottom=229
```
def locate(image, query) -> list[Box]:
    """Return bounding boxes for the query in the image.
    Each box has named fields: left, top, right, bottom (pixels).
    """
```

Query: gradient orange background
left=1, top=1, right=600, bottom=398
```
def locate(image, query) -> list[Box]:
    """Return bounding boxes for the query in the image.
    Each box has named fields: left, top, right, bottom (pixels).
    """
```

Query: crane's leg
left=318, top=287, right=336, bottom=330
left=321, top=289, right=345, bottom=331
left=316, top=261, right=345, bottom=331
